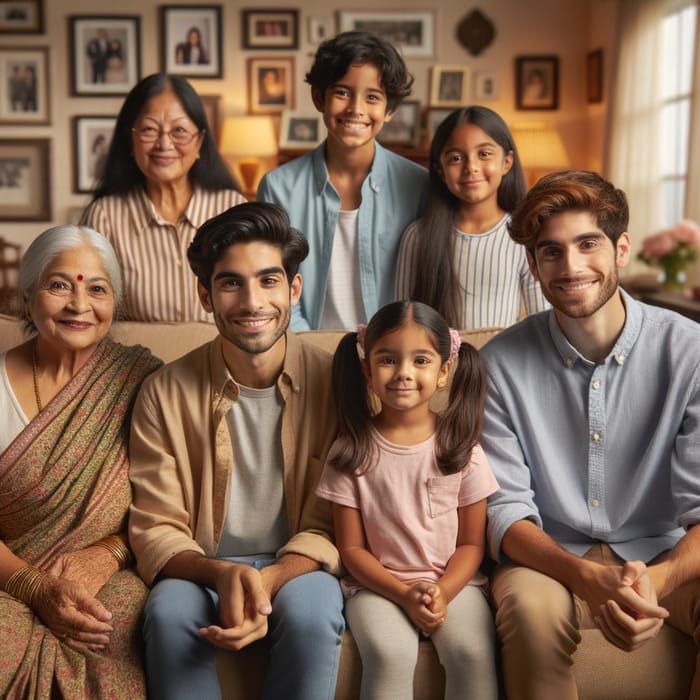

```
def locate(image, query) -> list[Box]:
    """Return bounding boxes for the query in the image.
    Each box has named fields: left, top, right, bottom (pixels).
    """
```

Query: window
left=659, top=1, right=697, bottom=225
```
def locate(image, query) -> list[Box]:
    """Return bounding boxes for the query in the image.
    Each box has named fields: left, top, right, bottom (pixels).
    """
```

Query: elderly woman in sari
left=0, top=225, right=161, bottom=699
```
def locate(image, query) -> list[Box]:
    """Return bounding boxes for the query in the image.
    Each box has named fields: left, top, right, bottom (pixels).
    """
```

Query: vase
left=658, top=267, right=687, bottom=291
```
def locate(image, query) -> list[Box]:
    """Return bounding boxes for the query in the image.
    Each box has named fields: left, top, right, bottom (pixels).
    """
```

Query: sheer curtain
left=604, top=0, right=666, bottom=274
left=684, top=3, right=700, bottom=283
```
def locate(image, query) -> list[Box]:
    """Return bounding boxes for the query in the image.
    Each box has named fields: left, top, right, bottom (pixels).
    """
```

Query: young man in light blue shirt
left=257, top=31, right=428, bottom=331
left=481, top=170, right=700, bottom=698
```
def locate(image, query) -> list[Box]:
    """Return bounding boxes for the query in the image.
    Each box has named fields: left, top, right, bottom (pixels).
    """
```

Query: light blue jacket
left=257, top=141, right=428, bottom=330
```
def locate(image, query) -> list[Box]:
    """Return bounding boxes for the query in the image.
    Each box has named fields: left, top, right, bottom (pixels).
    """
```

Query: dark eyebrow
left=213, top=266, right=286, bottom=282
left=535, top=232, right=606, bottom=250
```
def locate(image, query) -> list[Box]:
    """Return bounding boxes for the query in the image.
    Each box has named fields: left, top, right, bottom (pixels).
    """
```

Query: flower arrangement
left=637, top=219, right=700, bottom=290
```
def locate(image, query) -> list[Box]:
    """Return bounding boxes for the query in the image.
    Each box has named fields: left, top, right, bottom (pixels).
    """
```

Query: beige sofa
left=0, top=316, right=694, bottom=699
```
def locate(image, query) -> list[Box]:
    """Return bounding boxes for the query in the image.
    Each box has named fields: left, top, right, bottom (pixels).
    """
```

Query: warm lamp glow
left=220, top=116, right=278, bottom=196
left=510, top=121, right=569, bottom=186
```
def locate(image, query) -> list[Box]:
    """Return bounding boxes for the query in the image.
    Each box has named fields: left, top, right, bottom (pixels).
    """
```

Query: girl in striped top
left=395, top=106, right=548, bottom=330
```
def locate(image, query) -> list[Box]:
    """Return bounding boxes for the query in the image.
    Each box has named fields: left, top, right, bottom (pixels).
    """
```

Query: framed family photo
left=72, top=115, right=116, bottom=194
left=474, top=71, right=498, bottom=101
left=426, top=107, right=453, bottom=141
left=429, top=65, right=470, bottom=108
left=515, top=55, right=559, bottom=110
left=0, top=46, right=49, bottom=124
left=0, top=138, right=50, bottom=221
left=307, top=15, right=334, bottom=46
left=337, top=10, right=434, bottom=57
left=279, top=110, right=324, bottom=150
left=70, top=15, right=140, bottom=96
left=0, top=0, right=43, bottom=33
left=587, top=49, right=603, bottom=104
left=242, top=9, right=298, bottom=50
left=247, top=56, right=294, bottom=114
left=162, top=5, right=222, bottom=78
left=377, top=100, right=421, bottom=147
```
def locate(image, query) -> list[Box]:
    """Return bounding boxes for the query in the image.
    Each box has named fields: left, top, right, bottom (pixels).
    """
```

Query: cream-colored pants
left=345, top=585, right=498, bottom=699
left=491, top=543, right=700, bottom=700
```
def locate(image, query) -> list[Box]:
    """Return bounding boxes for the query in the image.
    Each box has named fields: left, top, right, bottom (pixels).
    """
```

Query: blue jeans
left=143, top=558, right=344, bottom=700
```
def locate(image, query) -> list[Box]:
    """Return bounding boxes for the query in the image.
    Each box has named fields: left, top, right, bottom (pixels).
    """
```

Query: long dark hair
left=409, top=106, right=527, bottom=327
left=330, top=301, right=486, bottom=476
left=91, top=73, right=239, bottom=199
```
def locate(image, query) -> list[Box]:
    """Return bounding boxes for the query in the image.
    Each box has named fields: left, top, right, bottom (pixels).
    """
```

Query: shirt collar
left=208, top=331, right=305, bottom=402
left=548, top=288, right=643, bottom=369
left=127, top=184, right=203, bottom=230
left=311, top=140, right=389, bottom=195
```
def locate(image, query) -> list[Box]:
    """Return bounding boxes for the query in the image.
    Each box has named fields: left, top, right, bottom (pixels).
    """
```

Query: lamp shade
left=220, top=115, right=278, bottom=158
left=510, top=121, right=569, bottom=170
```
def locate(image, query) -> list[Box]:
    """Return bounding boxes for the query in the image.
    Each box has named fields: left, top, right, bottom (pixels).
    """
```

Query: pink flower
left=642, top=230, right=676, bottom=258
left=672, top=219, right=700, bottom=246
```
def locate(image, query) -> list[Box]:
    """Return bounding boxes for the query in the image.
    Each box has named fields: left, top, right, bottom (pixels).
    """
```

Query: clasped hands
left=400, top=581, right=447, bottom=636
left=199, top=563, right=273, bottom=651
left=583, top=559, right=668, bottom=652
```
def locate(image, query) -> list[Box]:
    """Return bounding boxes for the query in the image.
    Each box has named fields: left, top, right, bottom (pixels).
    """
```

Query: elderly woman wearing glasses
left=80, top=73, right=245, bottom=322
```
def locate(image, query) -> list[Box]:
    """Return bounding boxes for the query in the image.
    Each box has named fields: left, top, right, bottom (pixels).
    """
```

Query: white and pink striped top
left=80, top=186, right=246, bottom=322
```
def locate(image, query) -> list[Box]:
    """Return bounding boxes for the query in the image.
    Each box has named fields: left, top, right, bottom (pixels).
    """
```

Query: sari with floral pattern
left=0, top=339, right=161, bottom=699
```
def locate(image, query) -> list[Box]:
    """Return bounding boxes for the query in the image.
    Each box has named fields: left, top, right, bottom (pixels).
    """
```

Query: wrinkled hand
left=581, top=560, right=667, bottom=651
left=32, top=573, right=113, bottom=651
left=199, top=563, right=272, bottom=651
left=46, top=546, right=119, bottom=597
left=401, top=582, right=445, bottom=635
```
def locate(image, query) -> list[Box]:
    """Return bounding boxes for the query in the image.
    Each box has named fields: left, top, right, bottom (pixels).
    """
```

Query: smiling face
left=528, top=210, right=631, bottom=321
left=29, top=244, right=115, bottom=355
left=313, top=63, right=393, bottom=152
left=363, top=319, right=448, bottom=418
left=198, top=241, right=301, bottom=357
left=130, top=89, right=204, bottom=189
left=438, top=122, right=513, bottom=209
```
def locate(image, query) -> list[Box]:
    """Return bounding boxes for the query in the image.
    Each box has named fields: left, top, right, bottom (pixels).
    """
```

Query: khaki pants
left=491, top=544, right=700, bottom=700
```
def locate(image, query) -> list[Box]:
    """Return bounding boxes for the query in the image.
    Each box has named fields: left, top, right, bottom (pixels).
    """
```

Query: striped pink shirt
left=80, top=186, right=246, bottom=322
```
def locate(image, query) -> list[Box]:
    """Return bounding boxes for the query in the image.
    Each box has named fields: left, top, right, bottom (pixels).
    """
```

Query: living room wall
left=0, top=0, right=616, bottom=248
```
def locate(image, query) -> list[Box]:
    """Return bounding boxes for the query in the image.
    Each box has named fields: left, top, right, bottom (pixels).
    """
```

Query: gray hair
left=19, top=225, right=123, bottom=330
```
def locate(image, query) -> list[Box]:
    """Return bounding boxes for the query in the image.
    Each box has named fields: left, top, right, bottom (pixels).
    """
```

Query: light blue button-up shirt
left=257, top=141, right=428, bottom=330
left=482, top=290, right=700, bottom=563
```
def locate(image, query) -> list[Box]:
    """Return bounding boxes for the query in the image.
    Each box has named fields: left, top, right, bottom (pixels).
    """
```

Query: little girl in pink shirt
left=317, top=300, right=499, bottom=699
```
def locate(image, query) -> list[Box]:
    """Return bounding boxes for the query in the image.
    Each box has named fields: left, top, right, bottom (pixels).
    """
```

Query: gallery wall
left=0, top=0, right=617, bottom=248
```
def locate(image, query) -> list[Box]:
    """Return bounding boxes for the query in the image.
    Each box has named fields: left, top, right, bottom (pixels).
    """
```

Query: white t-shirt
left=320, top=208, right=364, bottom=330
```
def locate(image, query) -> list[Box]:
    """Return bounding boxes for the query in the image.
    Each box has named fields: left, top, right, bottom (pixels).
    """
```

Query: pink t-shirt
left=316, top=430, right=498, bottom=595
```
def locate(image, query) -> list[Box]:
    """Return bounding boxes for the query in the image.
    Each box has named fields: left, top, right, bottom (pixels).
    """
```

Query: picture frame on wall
left=242, top=9, right=299, bottom=50
left=307, top=15, right=334, bottom=46
left=425, top=107, right=453, bottom=141
left=0, top=138, right=51, bottom=221
left=377, top=100, right=421, bottom=147
left=0, top=46, right=49, bottom=125
left=247, top=56, right=295, bottom=114
left=474, top=71, right=498, bottom=101
left=0, top=0, right=43, bottom=33
left=162, top=5, right=222, bottom=79
left=279, top=110, right=324, bottom=150
left=200, top=94, right=222, bottom=145
left=586, top=48, right=603, bottom=104
left=337, top=11, right=434, bottom=57
left=515, top=55, right=559, bottom=110
left=72, top=115, right=116, bottom=194
left=70, top=15, right=141, bottom=96
left=429, top=65, right=471, bottom=108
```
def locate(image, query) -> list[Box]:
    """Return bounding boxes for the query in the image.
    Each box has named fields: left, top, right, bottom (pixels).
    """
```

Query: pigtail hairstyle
left=435, top=340, right=487, bottom=475
left=328, top=331, right=378, bottom=474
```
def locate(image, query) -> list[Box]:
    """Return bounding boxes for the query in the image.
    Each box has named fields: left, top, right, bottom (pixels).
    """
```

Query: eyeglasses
left=131, top=125, right=202, bottom=146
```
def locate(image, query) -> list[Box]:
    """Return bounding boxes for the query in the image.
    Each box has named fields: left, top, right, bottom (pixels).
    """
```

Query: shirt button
left=176, top=259, right=182, bottom=267
left=591, top=432, right=600, bottom=441
left=565, top=358, right=574, bottom=368
left=616, top=354, right=626, bottom=364
left=592, top=380, right=600, bottom=390
left=591, top=499, right=600, bottom=507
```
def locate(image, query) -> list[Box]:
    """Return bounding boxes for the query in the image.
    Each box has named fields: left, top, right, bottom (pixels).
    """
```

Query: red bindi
left=76, top=274, right=84, bottom=281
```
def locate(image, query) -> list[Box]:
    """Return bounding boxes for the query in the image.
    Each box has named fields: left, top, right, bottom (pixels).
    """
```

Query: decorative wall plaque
left=456, top=9, right=495, bottom=57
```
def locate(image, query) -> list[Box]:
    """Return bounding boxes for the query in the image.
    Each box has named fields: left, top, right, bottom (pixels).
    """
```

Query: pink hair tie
left=449, top=328, right=461, bottom=363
